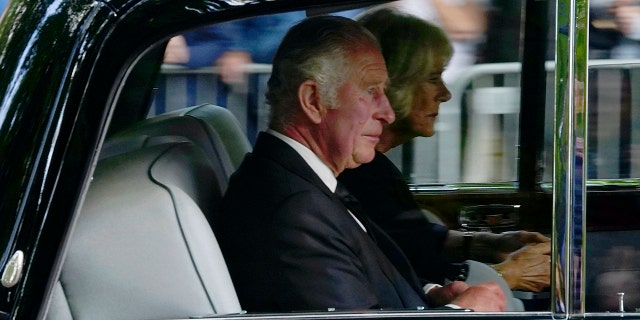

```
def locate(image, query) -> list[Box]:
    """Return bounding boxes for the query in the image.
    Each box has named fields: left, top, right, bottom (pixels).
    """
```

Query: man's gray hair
left=266, top=15, right=380, bottom=130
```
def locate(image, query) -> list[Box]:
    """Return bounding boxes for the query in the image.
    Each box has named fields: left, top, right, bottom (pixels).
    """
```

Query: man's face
left=319, top=44, right=395, bottom=174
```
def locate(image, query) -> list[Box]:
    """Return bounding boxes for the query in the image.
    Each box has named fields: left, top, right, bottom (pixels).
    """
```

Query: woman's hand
left=489, top=230, right=550, bottom=262
left=492, top=242, right=551, bottom=292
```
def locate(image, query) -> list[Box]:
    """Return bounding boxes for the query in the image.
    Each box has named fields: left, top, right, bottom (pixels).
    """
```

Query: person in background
left=589, top=0, right=640, bottom=59
left=609, top=0, right=640, bottom=58
left=339, top=7, right=550, bottom=296
left=163, top=11, right=306, bottom=86
left=163, top=10, right=365, bottom=81
left=382, top=0, right=489, bottom=83
left=217, top=14, right=506, bottom=313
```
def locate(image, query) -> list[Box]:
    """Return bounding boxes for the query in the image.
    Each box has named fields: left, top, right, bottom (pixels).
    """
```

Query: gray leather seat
left=102, top=104, right=252, bottom=191
left=47, top=141, right=242, bottom=320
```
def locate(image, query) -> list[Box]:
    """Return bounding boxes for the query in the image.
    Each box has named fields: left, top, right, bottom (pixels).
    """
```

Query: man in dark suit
left=217, top=15, right=505, bottom=313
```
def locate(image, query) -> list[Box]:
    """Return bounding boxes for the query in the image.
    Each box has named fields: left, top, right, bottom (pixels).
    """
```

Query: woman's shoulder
left=339, top=152, right=399, bottom=185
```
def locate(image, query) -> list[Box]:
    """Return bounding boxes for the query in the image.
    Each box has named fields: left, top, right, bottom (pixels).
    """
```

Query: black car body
left=1, top=0, right=639, bottom=319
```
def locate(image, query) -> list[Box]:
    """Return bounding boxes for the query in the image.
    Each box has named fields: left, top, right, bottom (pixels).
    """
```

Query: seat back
left=47, top=141, right=242, bottom=320
left=102, top=104, right=252, bottom=191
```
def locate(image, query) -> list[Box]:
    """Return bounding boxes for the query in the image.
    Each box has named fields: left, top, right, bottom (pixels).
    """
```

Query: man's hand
left=450, top=282, right=506, bottom=312
left=492, top=242, right=551, bottom=292
left=426, top=281, right=469, bottom=306
left=164, top=36, right=190, bottom=64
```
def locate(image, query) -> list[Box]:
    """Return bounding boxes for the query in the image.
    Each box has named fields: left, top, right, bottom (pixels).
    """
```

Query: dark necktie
left=335, top=182, right=426, bottom=297
left=335, top=182, right=377, bottom=242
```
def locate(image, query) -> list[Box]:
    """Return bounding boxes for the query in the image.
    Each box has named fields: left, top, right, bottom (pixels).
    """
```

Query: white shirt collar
left=265, top=130, right=366, bottom=232
left=266, top=129, right=337, bottom=192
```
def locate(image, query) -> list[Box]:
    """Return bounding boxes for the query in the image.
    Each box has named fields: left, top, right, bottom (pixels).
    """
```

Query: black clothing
left=217, top=133, right=431, bottom=312
left=338, top=151, right=451, bottom=283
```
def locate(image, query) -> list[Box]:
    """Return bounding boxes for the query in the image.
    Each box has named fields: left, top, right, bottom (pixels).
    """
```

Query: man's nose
left=377, top=94, right=395, bottom=124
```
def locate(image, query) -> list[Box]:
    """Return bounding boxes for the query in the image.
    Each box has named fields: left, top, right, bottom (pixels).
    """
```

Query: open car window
left=99, top=1, right=558, bottom=316
left=71, top=1, right=559, bottom=318
left=25, top=0, right=640, bottom=318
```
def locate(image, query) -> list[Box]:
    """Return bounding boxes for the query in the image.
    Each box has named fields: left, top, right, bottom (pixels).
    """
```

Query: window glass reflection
left=585, top=1, right=640, bottom=314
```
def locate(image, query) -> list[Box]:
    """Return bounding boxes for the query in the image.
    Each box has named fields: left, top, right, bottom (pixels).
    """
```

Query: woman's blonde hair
left=358, top=8, right=453, bottom=120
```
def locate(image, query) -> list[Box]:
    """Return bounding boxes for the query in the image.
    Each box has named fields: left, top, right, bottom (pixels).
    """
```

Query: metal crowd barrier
left=151, top=60, right=640, bottom=184
left=151, top=63, right=273, bottom=144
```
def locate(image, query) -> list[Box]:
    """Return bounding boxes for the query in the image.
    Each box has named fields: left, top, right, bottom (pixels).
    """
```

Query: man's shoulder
left=227, top=150, right=307, bottom=190
left=223, top=151, right=324, bottom=208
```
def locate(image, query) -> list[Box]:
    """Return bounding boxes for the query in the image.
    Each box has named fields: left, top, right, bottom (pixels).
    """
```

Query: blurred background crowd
left=162, top=0, right=640, bottom=87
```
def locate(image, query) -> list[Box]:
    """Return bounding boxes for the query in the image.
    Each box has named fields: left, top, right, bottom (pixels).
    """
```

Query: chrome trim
left=553, top=0, right=588, bottom=316
left=1, top=250, right=24, bottom=289
left=191, top=311, right=554, bottom=319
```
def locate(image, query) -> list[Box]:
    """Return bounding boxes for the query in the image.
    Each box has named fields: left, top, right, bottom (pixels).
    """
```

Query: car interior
left=46, top=42, right=253, bottom=319
left=46, top=4, right=552, bottom=319
left=41, top=0, right=640, bottom=318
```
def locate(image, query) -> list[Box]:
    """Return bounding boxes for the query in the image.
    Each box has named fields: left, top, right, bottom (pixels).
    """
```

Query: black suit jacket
left=338, top=152, right=452, bottom=283
left=217, top=132, right=430, bottom=312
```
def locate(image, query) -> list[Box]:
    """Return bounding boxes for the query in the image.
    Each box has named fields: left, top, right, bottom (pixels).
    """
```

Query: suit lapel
left=252, top=132, right=334, bottom=197
left=252, top=132, right=428, bottom=306
left=368, top=222, right=429, bottom=299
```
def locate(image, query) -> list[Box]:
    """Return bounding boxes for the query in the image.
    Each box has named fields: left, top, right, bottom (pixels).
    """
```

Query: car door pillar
left=553, top=0, right=589, bottom=316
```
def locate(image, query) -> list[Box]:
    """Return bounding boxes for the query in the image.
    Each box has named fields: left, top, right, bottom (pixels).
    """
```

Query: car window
left=55, top=0, right=640, bottom=318
left=145, top=1, right=557, bottom=316
left=151, top=8, right=362, bottom=138
left=386, top=0, right=556, bottom=185
left=584, top=61, right=640, bottom=313
left=583, top=57, right=640, bottom=312
left=14, top=0, right=640, bottom=318
left=152, top=1, right=554, bottom=186
left=582, top=0, right=640, bottom=314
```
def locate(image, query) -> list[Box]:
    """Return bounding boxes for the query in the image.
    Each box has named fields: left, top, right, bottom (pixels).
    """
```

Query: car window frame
left=106, top=0, right=583, bottom=318
left=553, top=0, right=588, bottom=316
left=0, top=0, right=603, bottom=318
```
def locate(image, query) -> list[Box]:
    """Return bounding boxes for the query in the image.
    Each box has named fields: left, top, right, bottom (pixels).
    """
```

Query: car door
left=4, top=0, right=638, bottom=319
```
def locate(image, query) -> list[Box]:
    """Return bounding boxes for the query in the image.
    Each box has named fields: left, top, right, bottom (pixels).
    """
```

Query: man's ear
left=298, top=79, right=324, bottom=124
